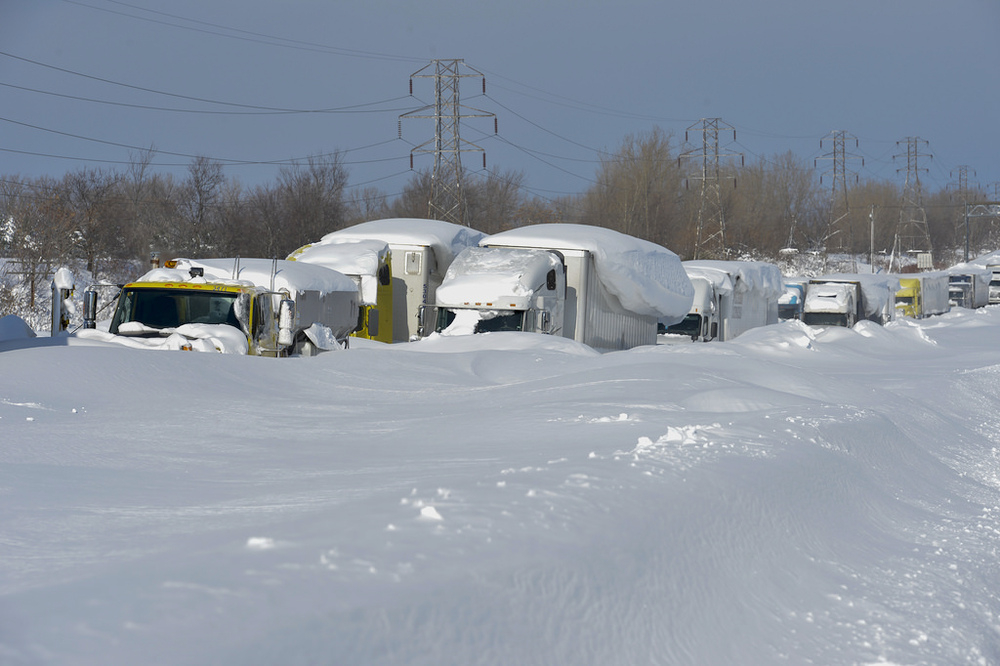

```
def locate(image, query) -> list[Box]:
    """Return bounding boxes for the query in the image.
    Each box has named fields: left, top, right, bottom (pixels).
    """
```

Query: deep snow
left=3, top=309, right=1000, bottom=665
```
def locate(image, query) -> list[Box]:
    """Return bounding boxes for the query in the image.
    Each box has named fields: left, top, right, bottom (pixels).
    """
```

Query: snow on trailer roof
left=435, top=247, right=563, bottom=307
left=318, top=218, right=486, bottom=268
left=138, top=258, right=358, bottom=296
left=682, top=260, right=784, bottom=299
left=810, top=273, right=900, bottom=317
left=286, top=239, right=389, bottom=305
left=482, top=224, right=694, bottom=320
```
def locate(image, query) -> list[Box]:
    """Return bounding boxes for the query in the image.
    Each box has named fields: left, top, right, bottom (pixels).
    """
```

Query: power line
left=59, top=0, right=424, bottom=63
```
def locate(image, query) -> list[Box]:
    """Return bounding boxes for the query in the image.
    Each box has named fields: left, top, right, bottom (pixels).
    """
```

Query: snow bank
left=319, top=218, right=486, bottom=269
left=435, top=246, right=563, bottom=307
left=287, top=239, right=389, bottom=304
left=138, top=258, right=358, bottom=297
left=682, top=260, right=784, bottom=298
left=0, top=314, right=36, bottom=342
left=483, top=224, right=693, bottom=319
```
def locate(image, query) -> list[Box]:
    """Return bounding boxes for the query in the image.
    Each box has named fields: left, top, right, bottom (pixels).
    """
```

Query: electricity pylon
left=815, top=130, right=862, bottom=267
left=399, top=59, right=496, bottom=226
left=892, top=137, right=933, bottom=270
left=679, top=118, right=742, bottom=259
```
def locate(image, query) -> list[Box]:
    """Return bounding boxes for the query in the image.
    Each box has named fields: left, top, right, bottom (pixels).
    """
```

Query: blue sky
left=1, top=0, right=998, bottom=204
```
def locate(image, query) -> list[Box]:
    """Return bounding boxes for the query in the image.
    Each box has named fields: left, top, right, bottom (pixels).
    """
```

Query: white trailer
left=916, top=271, right=951, bottom=317
left=317, top=218, right=485, bottom=341
left=438, top=224, right=693, bottom=351
left=662, top=260, right=783, bottom=342
left=80, top=257, right=359, bottom=355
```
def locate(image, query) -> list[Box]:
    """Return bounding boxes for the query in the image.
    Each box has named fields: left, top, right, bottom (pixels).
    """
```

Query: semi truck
left=287, top=238, right=394, bottom=343
left=662, top=260, right=783, bottom=342
left=988, top=265, right=1000, bottom=305
left=315, top=218, right=485, bottom=341
left=944, top=264, right=991, bottom=309
left=79, top=257, right=359, bottom=355
left=433, top=224, right=693, bottom=351
left=894, top=272, right=950, bottom=319
left=802, top=274, right=899, bottom=328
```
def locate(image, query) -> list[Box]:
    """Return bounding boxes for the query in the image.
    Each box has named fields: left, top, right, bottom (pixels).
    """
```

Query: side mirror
left=83, top=289, right=98, bottom=329
left=535, top=309, right=551, bottom=333
left=277, top=298, right=296, bottom=347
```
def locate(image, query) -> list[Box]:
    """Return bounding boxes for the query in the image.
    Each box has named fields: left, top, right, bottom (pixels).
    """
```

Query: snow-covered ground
left=3, top=309, right=1000, bottom=665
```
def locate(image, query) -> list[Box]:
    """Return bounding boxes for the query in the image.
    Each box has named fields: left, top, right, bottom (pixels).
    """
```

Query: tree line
left=2, top=128, right=997, bottom=326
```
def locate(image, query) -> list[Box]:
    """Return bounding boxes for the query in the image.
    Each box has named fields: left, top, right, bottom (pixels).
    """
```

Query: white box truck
left=317, top=218, right=485, bottom=341
left=434, top=224, right=693, bottom=351
left=661, top=260, right=783, bottom=342
left=894, top=272, right=950, bottom=318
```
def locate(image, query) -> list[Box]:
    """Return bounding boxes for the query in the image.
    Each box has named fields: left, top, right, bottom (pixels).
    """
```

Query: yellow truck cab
left=895, top=277, right=921, bottom=318
left=84, top=258, right=360, bottom=355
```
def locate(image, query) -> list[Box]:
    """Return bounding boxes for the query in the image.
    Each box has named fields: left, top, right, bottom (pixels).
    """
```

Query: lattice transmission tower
left=399, top=59, right=496, bottom=227
left=678, top=118, right=742, bottom=259
left=815, top=130, right=862, bottom=264
left=892, top=137, right=933, bottom=270
left=951, top=165, right=976, bottom=248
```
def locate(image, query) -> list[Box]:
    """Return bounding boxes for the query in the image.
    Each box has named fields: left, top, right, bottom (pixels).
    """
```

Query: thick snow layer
left=75, top=323, right=250, bottom=354
left=435, top=246, right=563, bottom=307
left=811, top=273, right=900, bottom=317
left=6, top=309, right=1000, bottom=664
left=0, top=314, right=36, bottom=341
left=483, top=223, right=694, bottom=319
left=140, top=258, right=358, bottom=297
left=287, top=239, right=389, bottom=305
left=682, top=259, right=785, bottom=298
left=51, top=267, right=74, bottom=291
left=318, top=218, right=486, bottom=268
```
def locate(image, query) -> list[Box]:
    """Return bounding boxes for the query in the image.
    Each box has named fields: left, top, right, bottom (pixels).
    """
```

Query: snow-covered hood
left=435, top=247, right=563, bottom=309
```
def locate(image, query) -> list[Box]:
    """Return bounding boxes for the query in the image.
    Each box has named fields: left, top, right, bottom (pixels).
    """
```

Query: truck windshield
left=778, top=304, right=800, bottom=320
left=662, top=313, right=701, bottom=337
left=475, top=311, right=524, bottom=333
left=110, top=288, right=242, bottom=334
left=435, top=308, right=525, bottom=333
left=896, top=296, right=914, bottom=305
left=802, top=312, right=848, bottom=327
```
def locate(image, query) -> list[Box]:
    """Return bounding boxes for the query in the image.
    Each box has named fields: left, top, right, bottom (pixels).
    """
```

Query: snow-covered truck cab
left=85, top=258, right=359, bottom=355
left=662, top=276, right=716, bottom=341
left=287, top=239, right=394, bottom=343
left=802, top=283, right=858, bottom=327
left=432, top=247, right=566, bottom=336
